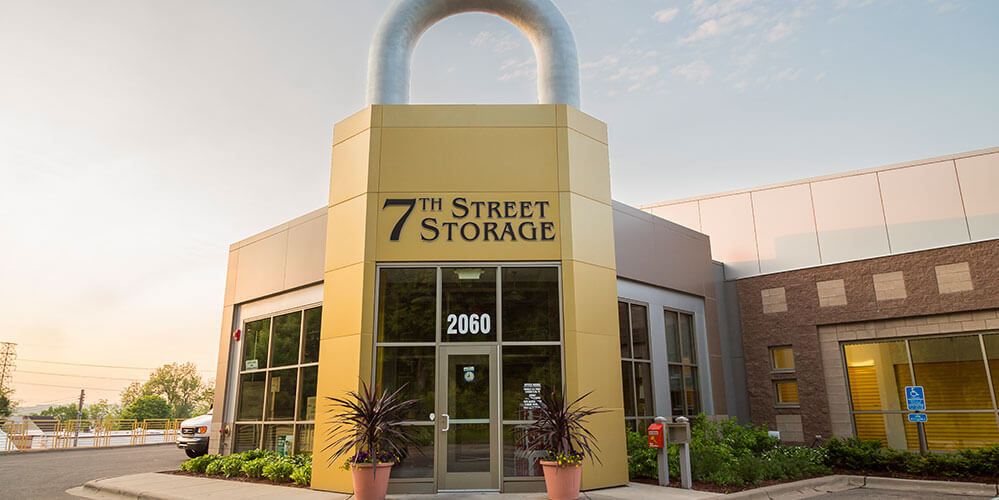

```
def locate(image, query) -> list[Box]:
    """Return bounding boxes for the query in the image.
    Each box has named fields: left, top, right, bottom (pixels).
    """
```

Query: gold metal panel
left=284, top=214, right=327, bottom=289
left=563, top=129, right=612, bottom=204
left=378, top=127, right=559, bottom=193
left=561, top=260, right=620, bottom=336
left=325, top=195, right=376, bottom=272
left=311, top=334, right=366, bottom=493
left=331, top=106, right=381, bottom=146
left=320, top=263, right=374, bottom=340
left=330, top=129, right=380, bottom=204
left=380, top=104, right=557, bottom=128
left=562, top=193, right=615, bottom=268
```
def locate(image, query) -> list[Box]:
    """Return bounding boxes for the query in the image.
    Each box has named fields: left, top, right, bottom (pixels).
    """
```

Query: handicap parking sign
left=905, top=386, right=925, bottom=411
left=908, top=413, right=928, bottom=423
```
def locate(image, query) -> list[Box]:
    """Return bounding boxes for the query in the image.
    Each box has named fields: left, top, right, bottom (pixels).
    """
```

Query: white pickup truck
left=176, top=410, right=211, bottom=458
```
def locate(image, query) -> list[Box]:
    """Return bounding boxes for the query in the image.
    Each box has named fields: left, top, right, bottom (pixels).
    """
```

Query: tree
left=35, top=403, right=88, bottom=421
left=118, top=363, right=213, bottom=418
left=88, top=399, right=121, bottom=420
left=120, top=395, right=171, bottom=421
left=0, top=394, right=13, bottom=418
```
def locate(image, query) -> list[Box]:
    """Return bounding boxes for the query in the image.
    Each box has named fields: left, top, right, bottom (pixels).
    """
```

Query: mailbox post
left=647, top=420, right=667, bottom=486
left=668, top=417, right=692, bottom=489
left=650, top=416, right=692, bottom=489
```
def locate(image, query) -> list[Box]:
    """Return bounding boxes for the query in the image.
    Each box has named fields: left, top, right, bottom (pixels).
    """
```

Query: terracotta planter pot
left=540, top=460, right=582, bottom=500
left=350, top=462, right=394, bottom=500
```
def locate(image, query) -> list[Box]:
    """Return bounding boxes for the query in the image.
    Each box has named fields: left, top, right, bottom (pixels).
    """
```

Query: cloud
left=499, top=57, right=536, bottom=81
left=678, top=7, right=762, bottom=45
left=814, top=72, right=827, bottom=82
left=673, top=60, right=713, bottom=83
left=653, top=8, right=679, bottom=23
left=470, top=31, right=520, bottom=54
left=766, top=21, right=794, bottom=42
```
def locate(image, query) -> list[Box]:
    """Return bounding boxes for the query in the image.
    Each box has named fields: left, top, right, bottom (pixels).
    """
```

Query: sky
left=1, top=0, right=996, bottom=407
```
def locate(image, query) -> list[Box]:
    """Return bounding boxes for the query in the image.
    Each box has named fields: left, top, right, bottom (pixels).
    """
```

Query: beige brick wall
left=873, top=271, right=907, bottom=301
left=817, top=279, right=847, bottom=307
left=762, top=287, right=787, bottom=314
left=776, top=414, right=805, bottom=442
left=936, top=262, right=974, bottom=294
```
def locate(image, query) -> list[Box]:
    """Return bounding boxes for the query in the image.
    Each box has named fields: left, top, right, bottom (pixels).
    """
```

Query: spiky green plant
left=322, top=381, right=419, bottom=473
left=526, top=390, right=606, bottom=466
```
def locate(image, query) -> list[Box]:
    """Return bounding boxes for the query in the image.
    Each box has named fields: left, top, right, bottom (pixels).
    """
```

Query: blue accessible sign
left=908, top=413, right=928, bottom=423
left=905, top=386, right=926, bottom=411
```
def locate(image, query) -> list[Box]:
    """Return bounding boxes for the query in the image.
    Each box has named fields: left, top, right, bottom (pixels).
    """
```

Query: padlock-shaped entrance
left=313, top=0, right=626, bottom=494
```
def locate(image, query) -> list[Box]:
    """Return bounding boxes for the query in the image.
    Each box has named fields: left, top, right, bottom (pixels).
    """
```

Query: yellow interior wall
left=312, top=105, right=627, bottom=492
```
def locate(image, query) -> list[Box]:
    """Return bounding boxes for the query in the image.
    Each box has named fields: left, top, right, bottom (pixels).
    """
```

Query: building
left=207, top=0, right=999, bottom=494
left=643, top=147, right=999, bottom=450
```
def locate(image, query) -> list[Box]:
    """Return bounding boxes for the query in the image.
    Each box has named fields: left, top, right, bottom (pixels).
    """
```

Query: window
left=775, top=381, right=799, bottom=405
left=666, top=310, right=701, bottom=417
left=234, top=306, right=320, bottom=454
left=771, top=346, right=795, bottom=372
left=619, top=301, right=654, bottom=431
left=769, top=345, right=798, bottom=408
left=844, top=334, right=999, bottom=451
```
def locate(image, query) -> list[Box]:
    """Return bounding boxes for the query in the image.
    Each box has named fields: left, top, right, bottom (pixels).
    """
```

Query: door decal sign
left=464, top=366, right=475, bottom=383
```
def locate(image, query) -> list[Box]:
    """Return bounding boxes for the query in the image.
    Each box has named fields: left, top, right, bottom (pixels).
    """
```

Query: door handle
left=441, top=413, right=450, bottom=432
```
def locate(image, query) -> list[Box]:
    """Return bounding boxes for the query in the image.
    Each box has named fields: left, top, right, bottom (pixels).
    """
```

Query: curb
left=863, top=476, right=999, bottom=497
left=0, top=442, right=176, bottom=456
left=722, top=475, right=864, bottom=499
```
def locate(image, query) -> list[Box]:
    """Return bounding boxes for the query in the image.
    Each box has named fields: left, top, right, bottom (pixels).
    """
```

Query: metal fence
left=0, top=418, right=183, bottom=452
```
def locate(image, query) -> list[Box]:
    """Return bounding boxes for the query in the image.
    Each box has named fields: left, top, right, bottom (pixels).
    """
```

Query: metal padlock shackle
left=366, top=0, right=581, bottom=108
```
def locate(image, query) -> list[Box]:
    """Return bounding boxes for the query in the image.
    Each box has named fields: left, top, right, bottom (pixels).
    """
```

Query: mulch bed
left=632, top=474, right=827, bottom=493
left=163, top=469, right=308, bottom=488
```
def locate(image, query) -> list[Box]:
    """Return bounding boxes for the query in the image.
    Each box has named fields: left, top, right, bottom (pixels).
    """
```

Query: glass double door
left=436, top=345, right=499, bottom=491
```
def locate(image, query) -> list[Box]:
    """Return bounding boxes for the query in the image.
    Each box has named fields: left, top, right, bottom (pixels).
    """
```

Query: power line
left=15, top=370, right=143, bottom=382
left=13, top=381, right=122, bottom=392
left=18, top=359, right=214, bottom=372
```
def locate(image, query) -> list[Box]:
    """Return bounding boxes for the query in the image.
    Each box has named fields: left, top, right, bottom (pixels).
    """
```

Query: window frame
left=618, top=298, right=655, bottom=431
left=774, top=380, right=800, bottom=407
left=770, top=345, right=795, bottom=373
left=372, top=262, right=566, bottom=484
left=233, top=303, right=321, bottom=454
left=665, top=307, right=701, bottom=417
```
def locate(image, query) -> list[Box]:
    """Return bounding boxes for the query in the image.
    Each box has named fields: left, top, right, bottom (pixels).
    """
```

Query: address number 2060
left=446, top=313, right=492, bottom=335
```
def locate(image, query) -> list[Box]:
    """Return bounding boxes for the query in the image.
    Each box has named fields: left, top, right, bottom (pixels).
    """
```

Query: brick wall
left=735, top=240, right=999, bottom=443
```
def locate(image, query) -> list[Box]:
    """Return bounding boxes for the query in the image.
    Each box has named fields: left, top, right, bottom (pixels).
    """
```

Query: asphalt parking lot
left=0, top=444, right=185, bottom=499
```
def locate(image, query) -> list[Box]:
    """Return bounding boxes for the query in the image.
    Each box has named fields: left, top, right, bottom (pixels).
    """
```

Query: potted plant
left=526, top=391, right=605, bottom=500
left=324, top=381, right=418, bottom=500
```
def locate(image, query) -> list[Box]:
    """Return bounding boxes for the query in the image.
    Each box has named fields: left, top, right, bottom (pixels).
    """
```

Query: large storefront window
left=619, top=301, right=654, bottom=431
left=373, top=264, right=563, bottom=487
left=844, top=333, right=999, bottom=451
left=233, top=306, right=320, bottom=454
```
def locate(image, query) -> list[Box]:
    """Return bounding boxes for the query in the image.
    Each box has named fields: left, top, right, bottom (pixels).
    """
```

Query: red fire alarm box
left=647, top=423, right=665, bottom=448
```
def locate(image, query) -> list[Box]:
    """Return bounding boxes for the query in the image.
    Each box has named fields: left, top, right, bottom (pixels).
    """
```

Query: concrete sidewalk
left=68, top=472, right=719, bottom=500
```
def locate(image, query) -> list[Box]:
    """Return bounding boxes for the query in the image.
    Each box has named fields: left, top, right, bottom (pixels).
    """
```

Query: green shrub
left=217, top=455, right=246, bottom=478
left=291, top=453, right=312, bottom=467
left=291, top=463, right=312, bottom=486
left=181, top=454, right=220, bottom=473
left=205, top=458, right=224, bottom=476
left=262, top=458, right=295, bottom=483
left=242, top=457, right=271, bottom=478
left=822, top=438, right=999, bottom=479
left=241, top=449, right=275, bottom=461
